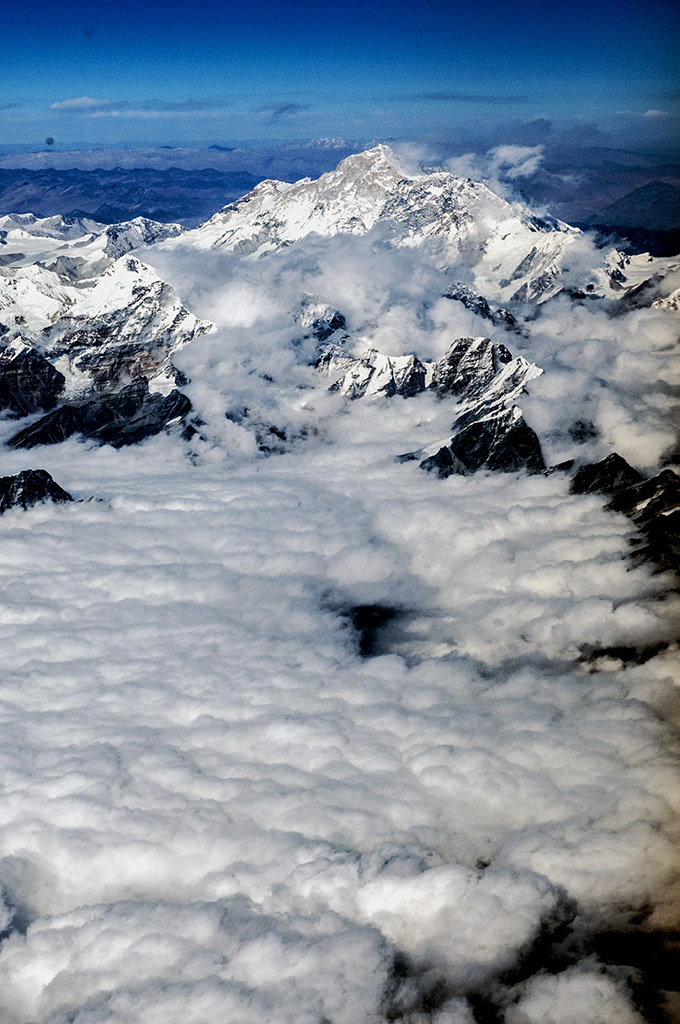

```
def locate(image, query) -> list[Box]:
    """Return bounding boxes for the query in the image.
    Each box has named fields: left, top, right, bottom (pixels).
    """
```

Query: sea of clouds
left=0, top=179, right=678, bottom=1022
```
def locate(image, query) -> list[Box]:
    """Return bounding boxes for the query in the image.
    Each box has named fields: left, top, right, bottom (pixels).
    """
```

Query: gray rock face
left=607, top=469, right=680, bottom=570
left=0, top=341, right=65, bottom=415
left=319, top=334, right=545, bottom=477
left=7, top=377, right=191, bottom=450
left=420, top=408, right=546, bottom=477
left=0, top=469, right=72, bottom=513
left=444, top=283, right=519, bottom=332
left=101, top=218, right=182, bottom=259
left=320, top=348, right=428, bottom=400
left=41, top=258, right=212, bottom=393
left=570, top=453, right=644, bottom=495
left=570, top=454, right=679, bottom=570
left=429, top=338, right=513, bottom=397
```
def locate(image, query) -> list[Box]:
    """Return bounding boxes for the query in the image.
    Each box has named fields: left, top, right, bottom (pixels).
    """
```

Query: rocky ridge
left=0, top=215, right=213, bottom=445
left=572, top=453, right=680, bottom=570
left=0, top=468, right=72, bottom=513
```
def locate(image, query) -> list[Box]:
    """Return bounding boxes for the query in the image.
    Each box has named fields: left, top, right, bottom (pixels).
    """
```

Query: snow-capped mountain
left=0, top=144, right=677, bottom=481
left=169, top=146, right=577, bottom=304
left=162, top=145, right=680, bottom=310
left=40, top=256, right=212, bottom=394
left=0, top=213, right=181, bottom=272
left=0, top=221, right=213, bottom=401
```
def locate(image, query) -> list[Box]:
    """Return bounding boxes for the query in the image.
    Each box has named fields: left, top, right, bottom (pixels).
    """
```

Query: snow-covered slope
left=0, top=251, right=212, bottom=400
left=164, top=145, right=680, bottom=309
left=170, top=146, right=578, bottom=303
left=0, top=214, right=181, bottom=272
left=41, top=256, right=213, bottom=394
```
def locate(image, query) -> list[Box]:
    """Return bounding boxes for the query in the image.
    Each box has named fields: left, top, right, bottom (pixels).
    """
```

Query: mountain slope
left=171, top=146, right=578, bottom=305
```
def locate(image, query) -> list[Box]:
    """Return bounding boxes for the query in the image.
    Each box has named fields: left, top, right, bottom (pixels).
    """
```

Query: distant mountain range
left=0, top=143, right=678, bottom=246
left=586, top=179, right=680, bottom=230
left=0, top=167, right=263, bottom=226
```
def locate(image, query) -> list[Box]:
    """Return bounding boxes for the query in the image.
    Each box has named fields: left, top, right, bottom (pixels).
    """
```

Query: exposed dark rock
left=309, top=310, right=347, bottom=344
left=511, top=270, right=559, bottom=304
left=500, top=247, right=539, bottom=287
left=0, top=343, right=65, bottom=416
left=420, top=410, right=546, bottom=478
left=545, top=459, right=575, bottom=475
left=568, top=419, right=598, bottom=444
left=608, top=469, right=680, bottom=519
left=39, top=263, right=213, bottom=393
left=570, top=456, right=679, bottom=570
left=570, top=453, right=644, bottom=495
left=390, top=355, right=427, bottom=398
left=444, top=283, right=519, bottom=332
left=389, top=336, right=545, bottom=478
left=7, top=377, right=191, bottom=449
left=41, top=255, right=90, bottom=282
left=429, top=338, right=513, bottom=397
left=323, top=348, right=428, bottom=400
left=607, top=470, right=680, bottom=570
left=417, top=445, right=468, bottom=478
left=614, top=272, right=667, bottom=312
left=0, top=469, right=72, bottom=513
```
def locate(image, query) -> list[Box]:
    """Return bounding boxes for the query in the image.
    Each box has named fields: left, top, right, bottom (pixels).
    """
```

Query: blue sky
left=1, top=0, right=678, bottom=149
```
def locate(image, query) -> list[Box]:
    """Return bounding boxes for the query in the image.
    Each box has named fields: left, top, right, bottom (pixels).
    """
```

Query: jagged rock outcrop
left=296, top=300, right=347, bottom=345
left=319, top=347, right=428, bottom=400
left=0, top=340, right=65, bottom=415
left=0, top=226, right=213, bottom=399
left=7, top=377, right=191, bottom=449
left=419, top=407, right=545, bottom=477
left=607, top=469, right=680, bottom=570
left=40, top=256, right=213, bottom=393
left=429, top=337, right=513, bottom=397
left=570, top=452, right=645, bottom=494
left=318, top=334, right=545, bottom=476
left=570, top=454, right=679, bottom=570
left=0, top=468, right=72, bottom=513
left=444, top=283, right=519, bottom=332
left=101, top=218, right=182, bottom=259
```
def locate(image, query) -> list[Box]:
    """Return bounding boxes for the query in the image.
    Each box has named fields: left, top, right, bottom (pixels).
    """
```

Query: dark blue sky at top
left=1, top=0, right=678, bottom=150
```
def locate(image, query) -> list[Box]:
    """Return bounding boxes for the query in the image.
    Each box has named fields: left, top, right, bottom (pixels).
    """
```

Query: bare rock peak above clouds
left=0, top=467, right=72, bottom=513
left=570, top=453, right=680, bottom=571
left=7, top=377, right=192, bottom=449
left=570, top=452, right=645, bottom=494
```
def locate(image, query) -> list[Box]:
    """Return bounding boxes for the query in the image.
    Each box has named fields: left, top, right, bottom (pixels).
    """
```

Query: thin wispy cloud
left=401, top=91, right=528, bottom=104
left=49, top=97, right=230, bottom=117
left=49, top=96, right=108, bottom=110
left=257, top=101, right=312, bottom=121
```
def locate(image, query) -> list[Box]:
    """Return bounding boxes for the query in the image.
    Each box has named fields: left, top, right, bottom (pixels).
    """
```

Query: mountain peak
left=334, top=144, right=415, bottom=180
